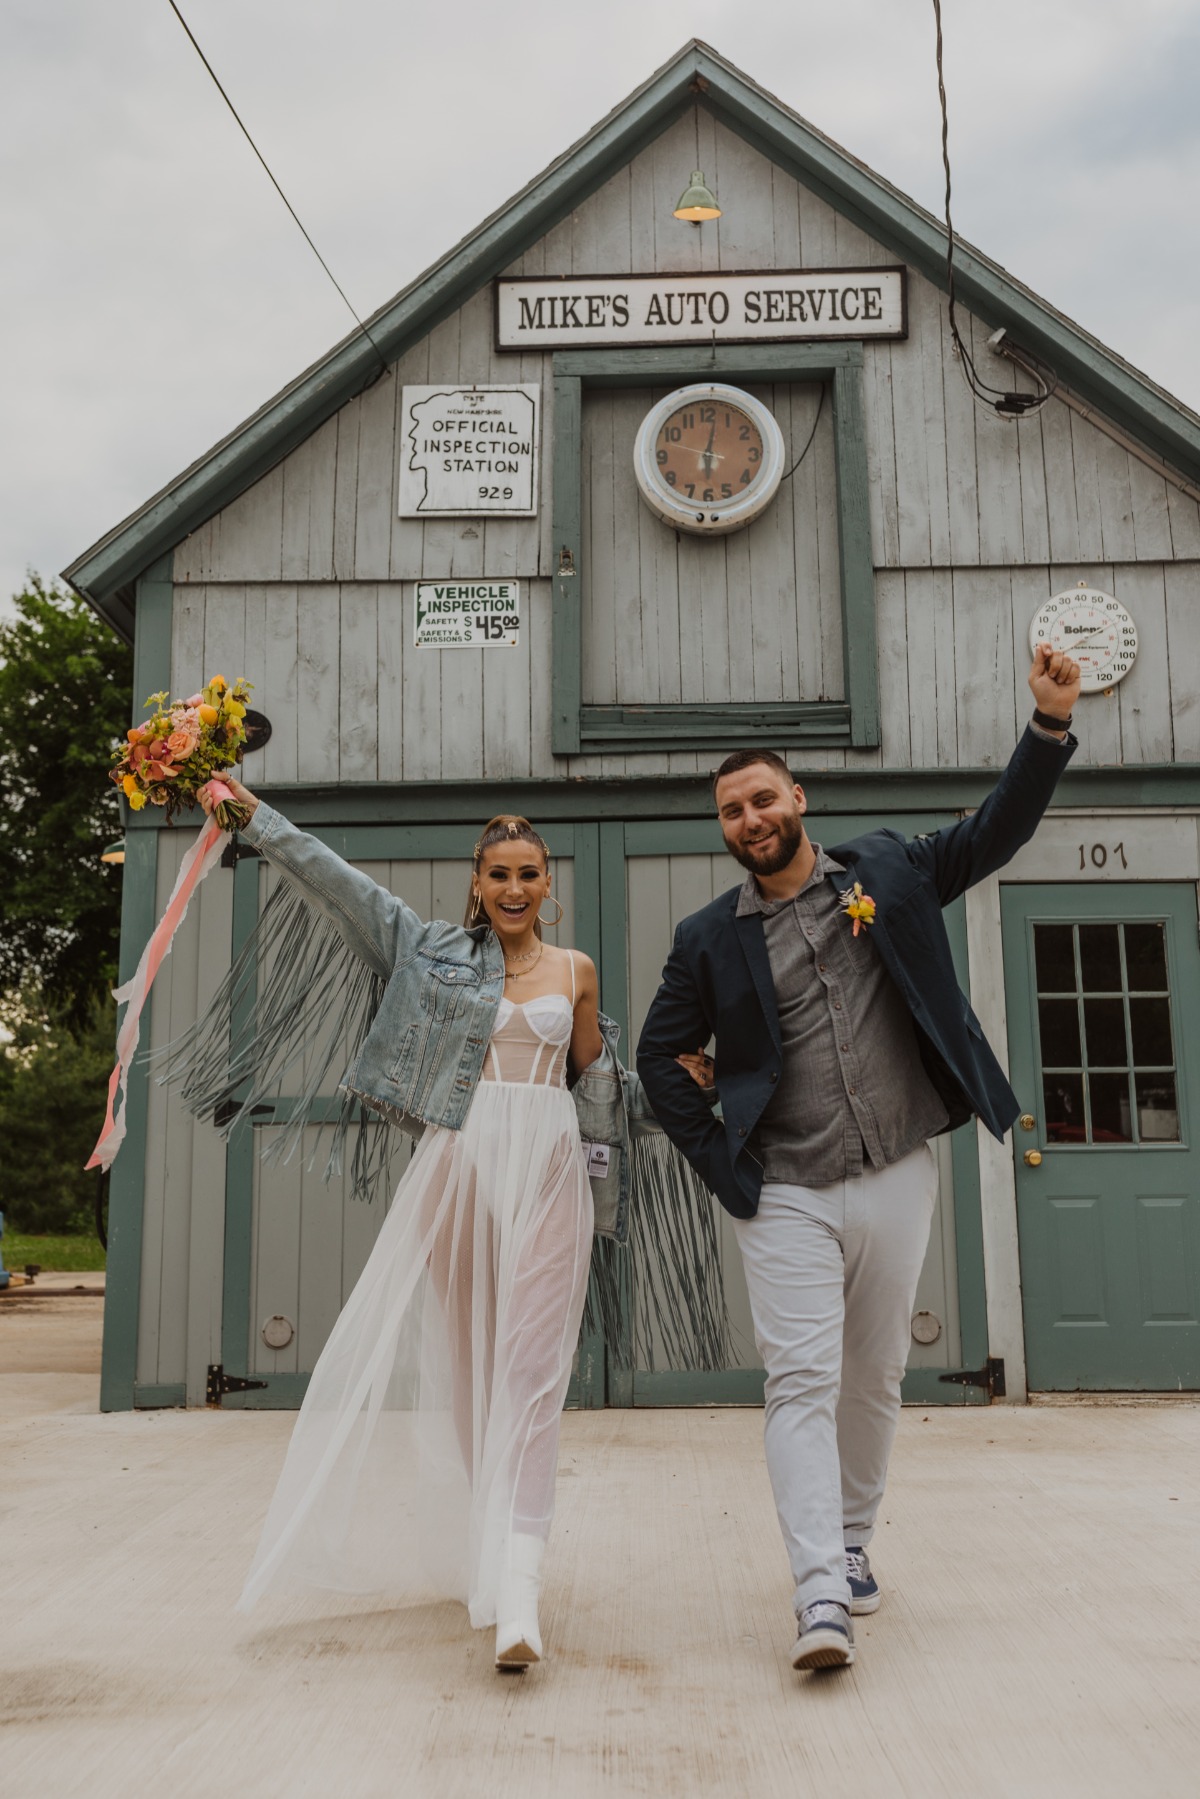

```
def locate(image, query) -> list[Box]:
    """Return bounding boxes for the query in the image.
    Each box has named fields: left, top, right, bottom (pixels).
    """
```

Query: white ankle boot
left=495, top=1532, right=544, bottom=1669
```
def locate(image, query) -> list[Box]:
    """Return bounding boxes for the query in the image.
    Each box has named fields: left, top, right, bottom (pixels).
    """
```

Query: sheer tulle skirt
left=238, top=1080, right=593, bottom=1625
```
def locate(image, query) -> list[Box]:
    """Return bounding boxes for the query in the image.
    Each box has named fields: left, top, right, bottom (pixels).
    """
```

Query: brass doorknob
left=1024, top=1149, right=1043, bottom=1167
left=1019, top=1113, right=1036, bottom=1131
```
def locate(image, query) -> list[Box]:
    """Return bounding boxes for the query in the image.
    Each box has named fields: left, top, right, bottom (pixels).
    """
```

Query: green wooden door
left=218, top=822, right=601, bottom=1408
left=1002, top=884, right=1200, bottom=1391
left=603, top=814, right=989, bottom=1406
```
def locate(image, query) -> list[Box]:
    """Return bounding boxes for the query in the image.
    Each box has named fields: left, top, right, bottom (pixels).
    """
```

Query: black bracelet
left=1032, top=706, right=1072, bottom=733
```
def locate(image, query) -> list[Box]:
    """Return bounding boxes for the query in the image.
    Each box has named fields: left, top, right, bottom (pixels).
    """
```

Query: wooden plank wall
left=171, top=107, right=1200, bottom=780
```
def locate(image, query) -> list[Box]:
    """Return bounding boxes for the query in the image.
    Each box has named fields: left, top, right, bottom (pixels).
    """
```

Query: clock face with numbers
left=1028, top=587, right=1138, bottom=693
left=633, top=383, right=786, bottom=535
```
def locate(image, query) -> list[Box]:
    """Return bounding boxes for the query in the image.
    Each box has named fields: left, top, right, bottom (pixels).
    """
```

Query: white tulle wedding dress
left=238, top=960, right=593, bottom=1635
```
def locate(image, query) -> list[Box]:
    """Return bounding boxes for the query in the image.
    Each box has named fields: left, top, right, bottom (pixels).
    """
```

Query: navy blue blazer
left=636, top=725, right=1076, bottom=1219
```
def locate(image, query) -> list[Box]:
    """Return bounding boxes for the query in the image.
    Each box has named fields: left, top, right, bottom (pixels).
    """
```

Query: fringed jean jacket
left=167, top=802, right=726, bottom=1370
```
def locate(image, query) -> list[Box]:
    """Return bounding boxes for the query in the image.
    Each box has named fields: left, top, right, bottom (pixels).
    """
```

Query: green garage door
left=1002, top=883, right=1200, bottom=1391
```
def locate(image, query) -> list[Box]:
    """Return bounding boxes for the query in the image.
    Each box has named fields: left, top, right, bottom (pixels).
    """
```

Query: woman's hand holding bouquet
left=111, top=674, right=255, bottom=829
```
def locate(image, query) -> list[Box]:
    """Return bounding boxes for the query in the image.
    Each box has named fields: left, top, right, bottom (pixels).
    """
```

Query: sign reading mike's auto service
left=399, top=385, right=539, bottom=516
left=414, top=581, right=521, bottom=649
left=495, top=268, right=906, bottom=349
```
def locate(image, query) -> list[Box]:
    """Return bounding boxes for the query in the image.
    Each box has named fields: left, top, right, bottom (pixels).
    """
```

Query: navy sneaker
left=791, top=1602, right=855, bottom=1670
left=845, top=1546, right=881, bottom=1614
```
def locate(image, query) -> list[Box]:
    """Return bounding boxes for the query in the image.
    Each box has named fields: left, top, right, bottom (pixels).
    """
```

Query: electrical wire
left=165, top=0, right=389, bottom=375
left=779, top=383, right=826, bottom=482
left=931, top=0, right=1052, bottom=420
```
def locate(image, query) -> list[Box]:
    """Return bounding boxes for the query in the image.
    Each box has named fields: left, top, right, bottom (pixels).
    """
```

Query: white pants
left=732, top=1142, right=939, bottom=1615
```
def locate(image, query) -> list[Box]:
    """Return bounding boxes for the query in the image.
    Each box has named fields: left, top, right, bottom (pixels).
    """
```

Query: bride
left=195, top=776, right=715, bottom=1671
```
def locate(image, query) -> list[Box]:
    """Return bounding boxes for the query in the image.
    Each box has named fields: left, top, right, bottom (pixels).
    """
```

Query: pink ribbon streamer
left=87, top=785, right=235, bottom=1172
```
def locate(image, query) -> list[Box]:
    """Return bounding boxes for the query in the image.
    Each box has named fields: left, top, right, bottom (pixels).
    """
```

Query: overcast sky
left=3, top=0, right=1198, bottom=625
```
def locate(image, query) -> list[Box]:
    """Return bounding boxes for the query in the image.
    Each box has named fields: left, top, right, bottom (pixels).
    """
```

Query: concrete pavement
left=2, top=1299, right=1198, bottom=1799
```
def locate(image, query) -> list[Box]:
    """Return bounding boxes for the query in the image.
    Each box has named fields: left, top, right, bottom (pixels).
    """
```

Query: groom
left=637, top=646, right=1080, bottom=1671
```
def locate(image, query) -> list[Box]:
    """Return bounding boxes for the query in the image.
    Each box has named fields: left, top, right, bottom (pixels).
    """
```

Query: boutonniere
left=839, top=881, right=877, bottom=937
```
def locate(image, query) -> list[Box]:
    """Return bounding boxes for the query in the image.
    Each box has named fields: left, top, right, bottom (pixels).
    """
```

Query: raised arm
left=908, top=645, right=1080, bottom=907
left=200, top=775, right=432, bottom=978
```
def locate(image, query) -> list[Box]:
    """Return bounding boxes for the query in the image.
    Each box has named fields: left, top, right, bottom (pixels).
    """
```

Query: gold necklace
left=504, top=944, right=544, bottom=981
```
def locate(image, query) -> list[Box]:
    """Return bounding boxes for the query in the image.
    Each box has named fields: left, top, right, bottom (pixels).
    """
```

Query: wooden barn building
left=67, top=43, right=1200, bottom=1412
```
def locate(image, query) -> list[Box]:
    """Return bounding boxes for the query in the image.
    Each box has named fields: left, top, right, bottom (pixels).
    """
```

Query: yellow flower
left=839, top=881, right=877, bottom=937
left=223, top=698, right=246, bottom=720
left=208, top=675, right=226, bottom=694
left=198, top=703, right=220, bottom=726
left=128, top=790, right=147, bottom=811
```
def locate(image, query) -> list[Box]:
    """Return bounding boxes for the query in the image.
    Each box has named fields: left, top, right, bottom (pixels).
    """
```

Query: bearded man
left=637, top=646, right=1080, bottom=1673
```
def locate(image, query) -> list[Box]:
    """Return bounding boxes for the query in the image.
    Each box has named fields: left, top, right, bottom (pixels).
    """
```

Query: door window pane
left=1135, top=1073, right=1180, bottom=1142
left=1083, top=997, right=1127, bottom=1068
left=1037, top=997, right=1081, bottom=1068
left=1030, top=915, right=1179, bottom=1147
left=1034, top=924, right=1076, bottom=992
left=1124, top=923, right=1168, bottom=991
left=1129, top=996, right=1173, bottom=1067
left=1089, top=1072, right=1133, bottom=1142
left=1078, top=924, right=1122, bottom=991
left=1043, top=1072, right=1085, bottom=1142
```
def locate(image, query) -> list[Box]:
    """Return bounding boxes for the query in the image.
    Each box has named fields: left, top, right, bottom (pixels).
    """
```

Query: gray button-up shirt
left=736, top=845, right=949, bottom=1185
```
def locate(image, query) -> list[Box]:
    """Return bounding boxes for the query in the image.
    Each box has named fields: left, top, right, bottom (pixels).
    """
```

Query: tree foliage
left=0, top=579, right=133, bottom=1026
left=0, top=991, right=115, bottom=1234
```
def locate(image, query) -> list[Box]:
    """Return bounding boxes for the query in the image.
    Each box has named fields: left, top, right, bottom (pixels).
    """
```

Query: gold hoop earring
left=537, top=896, right=564, bottom=927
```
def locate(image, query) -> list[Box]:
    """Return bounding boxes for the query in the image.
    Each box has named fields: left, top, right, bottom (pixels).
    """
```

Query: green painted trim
left=65, top=43, right=1200, bottom=625
left=120, top=762, right=1200, bottom=835
left=580, top=701, right=852, bottom=753
left=598, top=821, right=634, bottom=1405
left=99, top=825, right=160, bottom=1411
left=220, top=856, right=263, bottom=1383
left=633, top=1368, right=767, bottom=1405
left=833, top=362, right=880, bottom=748
left=553, top=344, right=876, bottom=757
left=99, top=555, right=173, bottom=1413
left=552, top=345, right=861, bottom=385
left=134, top=1382, right=187, bottom=1408
left=552, top=375, right=583, bottom=754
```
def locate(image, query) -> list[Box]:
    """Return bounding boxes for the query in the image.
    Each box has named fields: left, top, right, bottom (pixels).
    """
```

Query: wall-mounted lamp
left=673, top=170, right=721, bottom=225
left=100, top=839, right=126, bottom=865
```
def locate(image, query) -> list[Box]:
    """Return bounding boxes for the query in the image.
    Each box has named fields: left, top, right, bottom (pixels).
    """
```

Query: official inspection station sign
left=495, top=268, right=906, bottom=349
left=399, top=385, right=539, bottom=516
left=414, top=581, right=521, bottom=649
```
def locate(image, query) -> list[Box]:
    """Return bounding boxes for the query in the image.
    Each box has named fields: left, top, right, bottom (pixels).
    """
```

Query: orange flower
left=839, top=882, right=877, bottom=937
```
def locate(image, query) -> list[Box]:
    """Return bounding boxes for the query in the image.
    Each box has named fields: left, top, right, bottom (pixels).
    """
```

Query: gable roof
left=66, top=38, right=1200, bottom=641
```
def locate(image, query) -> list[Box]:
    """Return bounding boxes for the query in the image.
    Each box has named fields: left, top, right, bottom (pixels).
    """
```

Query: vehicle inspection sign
left=414, top=581, right=521, bottom=648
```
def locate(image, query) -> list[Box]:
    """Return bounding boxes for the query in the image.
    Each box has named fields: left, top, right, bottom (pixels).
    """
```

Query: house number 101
left=1078, top=842, right=1128, bottom=870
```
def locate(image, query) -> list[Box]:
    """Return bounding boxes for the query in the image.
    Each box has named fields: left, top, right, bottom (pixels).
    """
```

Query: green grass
left=1, top=1230, right=106, bottom=1273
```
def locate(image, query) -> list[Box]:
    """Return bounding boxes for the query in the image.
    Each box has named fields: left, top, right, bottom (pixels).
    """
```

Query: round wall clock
left=633, top=383, right=786, bottom=535
left=1028, top=585, right=1138, bottom=693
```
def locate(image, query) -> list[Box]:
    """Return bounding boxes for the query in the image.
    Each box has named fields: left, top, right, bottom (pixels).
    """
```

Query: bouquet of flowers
left=111, top=674, right=253, bottom=828
left=90, top=673, right=258, bottom=1174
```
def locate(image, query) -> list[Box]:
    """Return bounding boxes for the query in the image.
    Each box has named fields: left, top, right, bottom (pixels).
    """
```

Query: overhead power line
left=930, top=0, right=1054, bottom=420
left=165, top=0, right=388, bottom=375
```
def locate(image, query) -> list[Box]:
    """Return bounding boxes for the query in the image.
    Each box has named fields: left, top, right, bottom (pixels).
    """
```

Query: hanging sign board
left=414, top=581, right=520, bottom=648
left=399, top=385, right=539, bottom=516
left=494, top=268, right=906, bottom=350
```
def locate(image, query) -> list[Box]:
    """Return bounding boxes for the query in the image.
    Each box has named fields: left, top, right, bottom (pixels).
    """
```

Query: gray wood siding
left=168, top=105, right=1200, bottom=783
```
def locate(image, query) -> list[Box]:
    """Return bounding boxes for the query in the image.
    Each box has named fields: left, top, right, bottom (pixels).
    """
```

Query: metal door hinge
left=213, top=1100, right=275, bottom=1130
left=206, top=1364, right=268, bottom=1406
left=220, top=836, right=261, bottom=869
left=938, top=1356, right=1006, bottom=1399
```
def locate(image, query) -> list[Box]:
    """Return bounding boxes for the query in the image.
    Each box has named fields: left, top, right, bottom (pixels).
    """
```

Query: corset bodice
left=480, top=994, right=574, bottom=1087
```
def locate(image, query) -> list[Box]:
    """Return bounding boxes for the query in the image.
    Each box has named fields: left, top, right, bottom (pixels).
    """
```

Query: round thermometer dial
left=1028, top=587, right=1138, bottom=693
left=633, top=383, right=786, bottom=535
